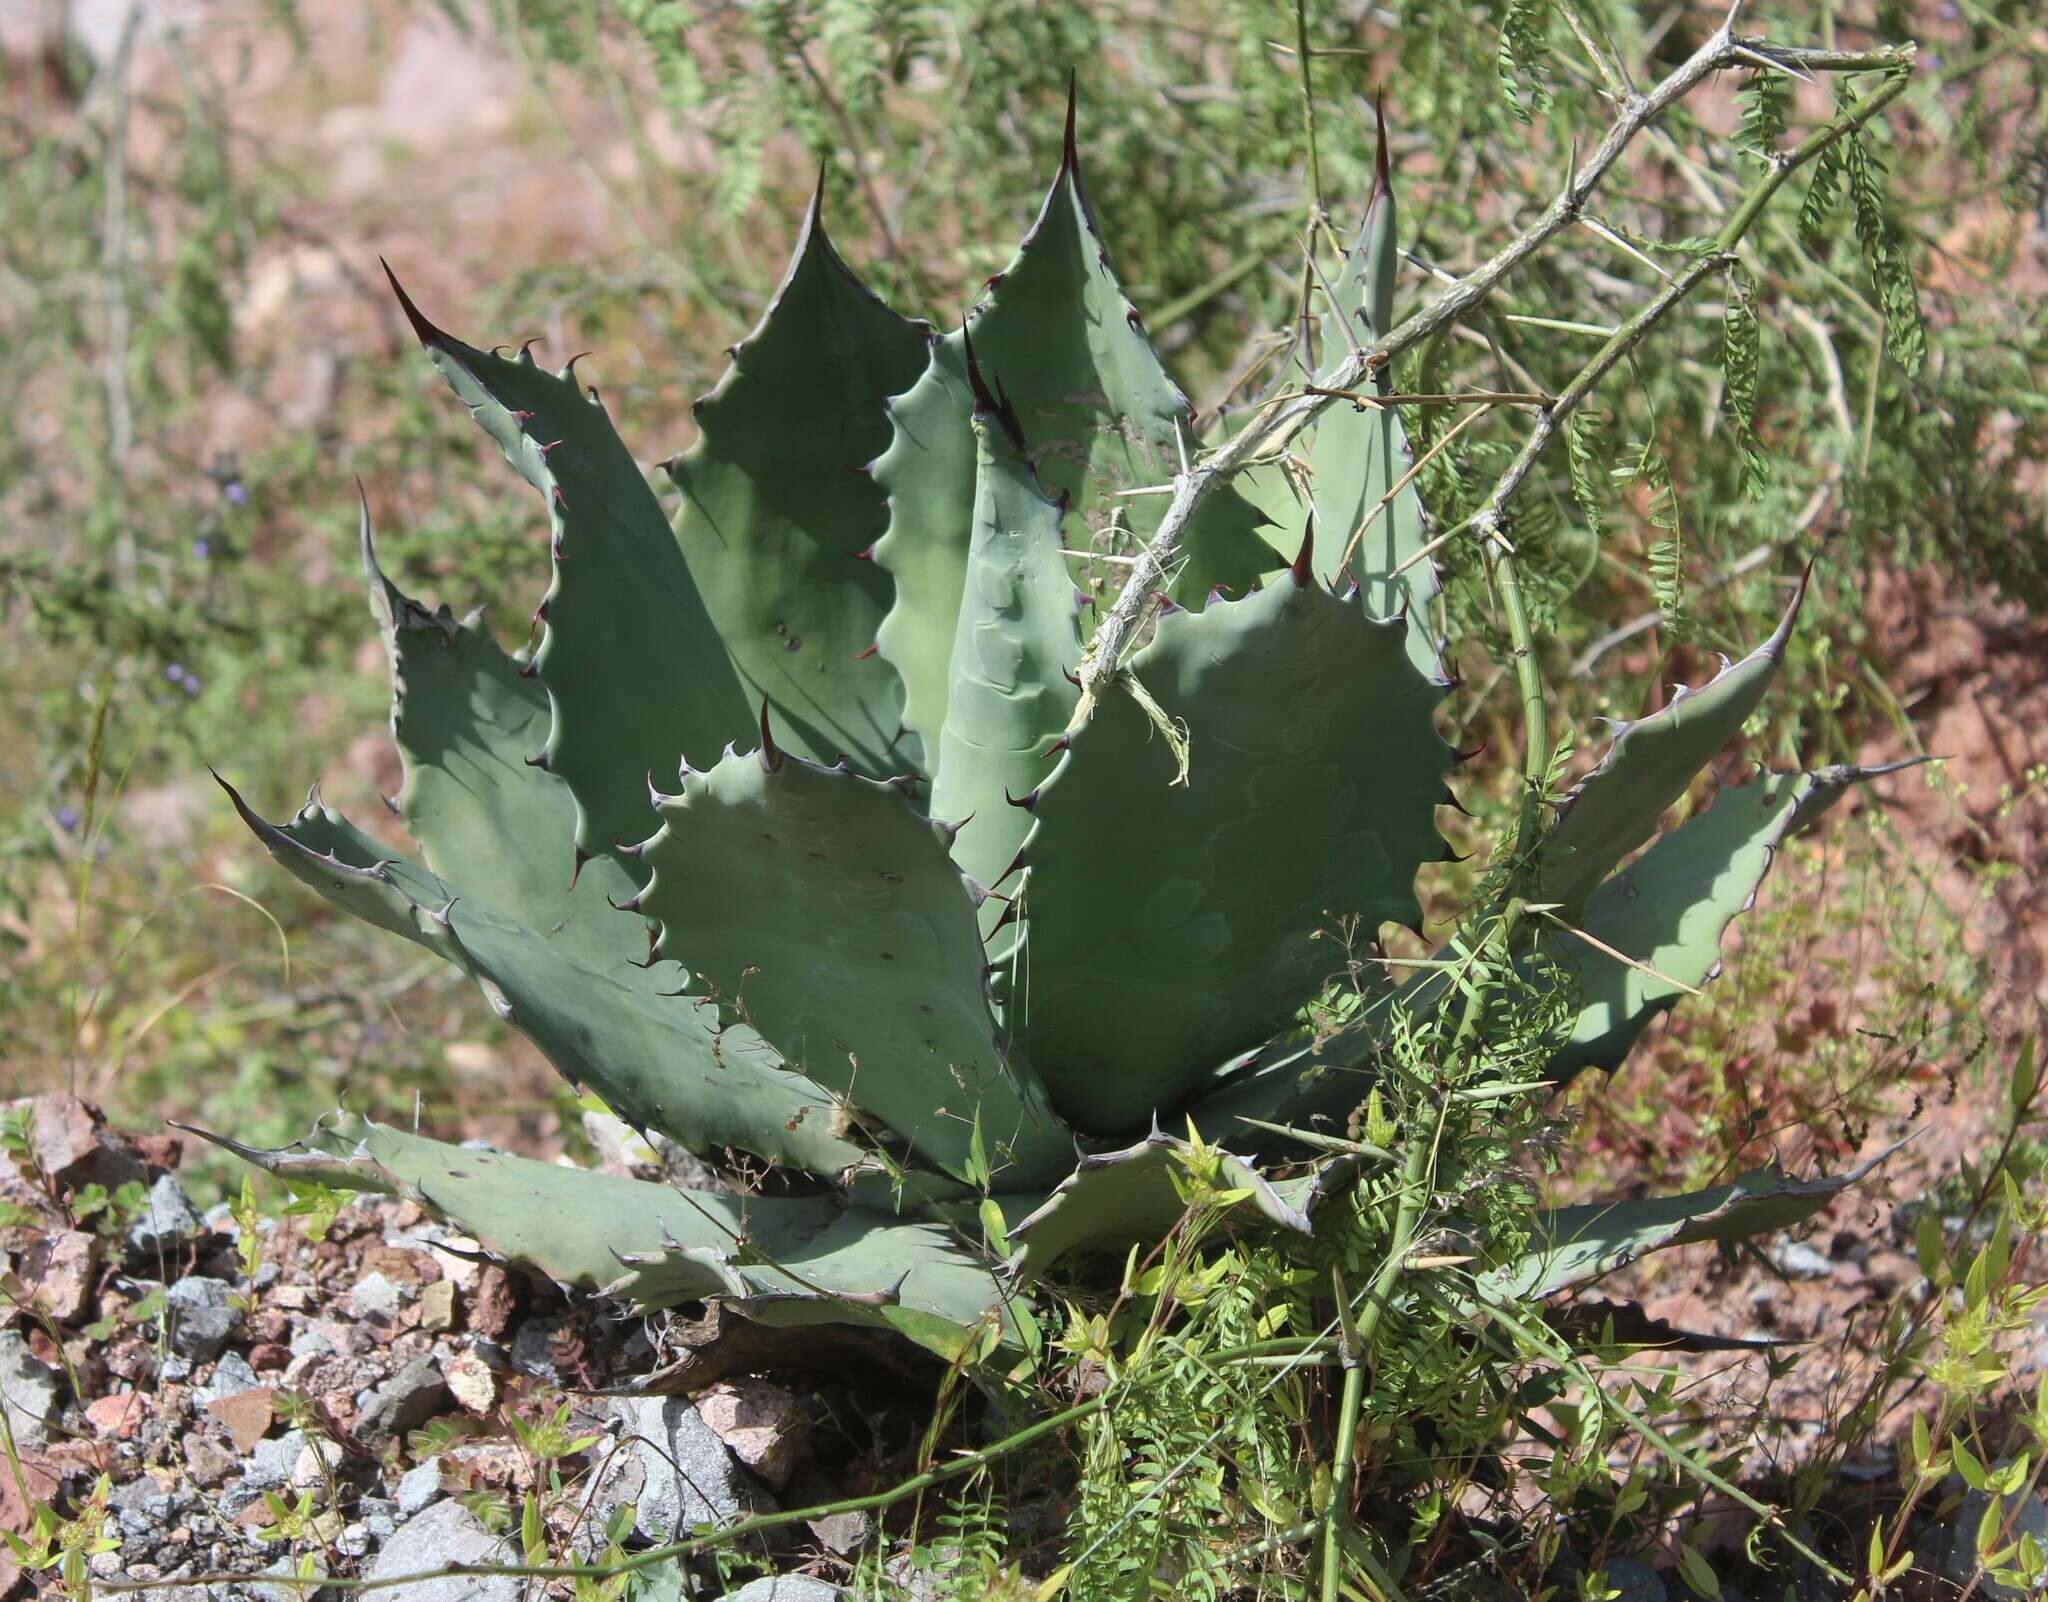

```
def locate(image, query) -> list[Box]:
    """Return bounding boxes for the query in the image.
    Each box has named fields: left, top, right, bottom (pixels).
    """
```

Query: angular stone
left=603, top=1395, right=771, bottom=1540
left=350, top=1271, right=408, bottom=1320
left=418, top=1279, right=458, bottom=1332
left=355, top=1353, right=447, bottom=1442
left=443, top=1350, right=497, bottom=1414
left=182, top=1432, right=240, bottom=1487
left=126, top=1174, right=205, bottom=1262
left=84, top=1390, right=148, bottom=1441
left=0, top=1331, right=58, bottom=1451
left=161, top=1276, right=239, bottom=1361
left=396, top=1457, right=446, bottom=1517
left=366, top=1500, right=520, bottom=1602
left=197, top=1351, right=262, bottom=1405
left=205, top=1387, right=276, bottom=1454
left=1768, top=1238, right=1833, bottom=1280
left=696, top=1380, right=810, bottom=1491
left=468, top=1266, right=517, bottom=1337
left=22, top=1230, right=96, bottom=1323
left=722, top=1579, right=844, bottom=1602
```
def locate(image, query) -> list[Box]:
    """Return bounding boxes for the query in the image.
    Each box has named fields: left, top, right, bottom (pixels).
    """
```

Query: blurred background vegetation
left=2, top=0, right=2042, bottom=1201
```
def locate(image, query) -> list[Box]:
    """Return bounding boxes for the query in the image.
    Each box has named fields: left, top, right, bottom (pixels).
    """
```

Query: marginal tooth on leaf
left=1290, top=516, right=1316, bottom=587
left=607, top=890, right=643, bottom=914
left=523, top=750, right=550, bottom=771
left=380, top=792, right=400, bottom=817
left=629, top=928, right=661, bottom=969
left=886, top=773, right=924, bottom=797
left=645, top=771, right=678, bottom=810
left=983, top=272, right=1004, bottom=294
left=1439, top=843, right=1470, bottom=863
left=992, top=845, right=1027, bottom=889
left=1061, top=666, right=1082, bottom=688
left=1003, top=786, right=1038, bottom=812
left=961, top=875, right=989, bottom=908
left=613, top=836, right=645, bottom=859
left=535, top=438, right=565, bottom=457
left=988, top=899, right=1022, bottom=937
left=517, top=657, right=538, bottom=679
left=932, top=813, right=972, bottom=846
left=853, top=542, right=876, bottom=561
left=1207, top=584, right=1229, bottom=606
left=1124, top=306, right=1143, bottom=331
left=429, top=897, right=458, bottom=929
left=517, top=339, right=541, bottom=364
left=1451, top=740, right=1486, bottom=766
left=1156, top=592, right=1183, bottom=617
left=569, top=846, right=591, bottom=891
left=378, top=258, right=446, bottom=348
left=757, top=701, right=784, bottom=774
left=561, top=352, right=593, bottom=383
left=1439, top=786, right=1472, bottom=817
left=1074, top=587, right=1094, bottom=612
left=551, top=484, right=569, bottom=511
left=510, top=409, right=534, bottom=425
left=853, top=641, right=879, bottom=661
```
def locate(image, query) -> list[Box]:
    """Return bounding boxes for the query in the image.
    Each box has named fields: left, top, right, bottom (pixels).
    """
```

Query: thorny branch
left=1069, top=26, right=1916, bottom=727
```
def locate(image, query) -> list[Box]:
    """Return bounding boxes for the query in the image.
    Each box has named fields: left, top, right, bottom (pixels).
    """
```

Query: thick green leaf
left=633, top=736, right=1073, bottom=1187
left=665, top=190, right=931, bottom=779
left=189, top=1116, right=1009, bottom=1358
left=1003, top=572, right=1452, bottom=1134
left=1479, top=1145, right=1898, bottom=1301
left=1246, top=114, right=1441, bottom=677
left=382, top=265, right=753, bottom=869
left=929, top=373, right=1082, bottom=943
left=871, top=341, right=977, bottom=775
left=872, top=103, right=1277, bottom=772
left=1005, top=1127, right=1324, bottom=1281
left=1550, top=764, right=1913, bottom=1078
left=218, top=783, right=870, bottom=1181
left=1536, top=571, right=1808, bottom=912
left=362, top=507, right=644, bottom=972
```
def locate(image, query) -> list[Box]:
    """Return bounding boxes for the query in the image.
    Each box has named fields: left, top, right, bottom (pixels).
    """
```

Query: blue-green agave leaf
left=1002, top=566, right=1452, bottom=1133
left=381, top=265, right=753, bottom=871
left=632, top=733, right=1073, bottom=1187
left=186, top=1115, right=1010, bottom=1359
left=665, top=187, right=932, bottom=780
left=1535, top=570, right=1808, bottom=913
left=928, top=348, right=1083, bottom=945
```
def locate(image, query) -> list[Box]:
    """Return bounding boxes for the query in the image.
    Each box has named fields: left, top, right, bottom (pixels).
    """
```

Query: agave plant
left=204, top=99, right=1901, bottom=1362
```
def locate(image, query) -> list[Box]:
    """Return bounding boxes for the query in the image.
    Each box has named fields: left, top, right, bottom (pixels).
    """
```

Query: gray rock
left=365, top=1500, right=521, bottom=1602
left=356, top=1354, right=447, bottom=1442
left=1768, top=1238, right=1834, bottom=1280
left=195, top=1350, right=261, bottom=1406
left=125, top=1173, right=205, bottom=1261
left=721, top=1579, right=843, bottom=1602
left=807, top=1509, right=873, bottom=1556
left=0, top=1330, right=58, bottom=1451
left=252, top=1553, right=330, bottom=1602
left=604, top=1395, right=772, bottom=1540
left=162, top=1275, right=239, bottom=1361
left=396, top=1457, right=446, bottom=1517
left=1935, top=1462, right=2048, bottom=1600
left=223, top=1429, right=310, bottom=1512
left=350, top=1271, right=408, bottom=1319
left=509, top=1316, right=561, bottom=1383
left=1602, top=1558, right=1667, bottom=1602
